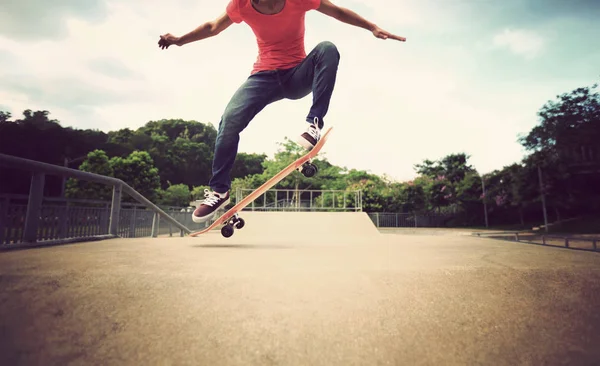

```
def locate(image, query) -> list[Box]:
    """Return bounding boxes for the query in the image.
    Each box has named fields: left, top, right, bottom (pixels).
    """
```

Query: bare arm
left=178, top=12, right=233, bottom=45
left=158, top=12, right=233, bottom=49
left=316, top=0, right=406, bottom=42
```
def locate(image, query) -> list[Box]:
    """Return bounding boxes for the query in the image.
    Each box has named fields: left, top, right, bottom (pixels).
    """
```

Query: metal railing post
left=58, top=203, right=68, bottom=240
left=129, top=206, right=137, bottom=238
left=151, top=212, right=159, bottom=238
left=23, top=172, right=45, bottom=243
left=332, top=190, right=335, bottom=208
left=0, top=197, right=9, bottom=245
left=101, top=203, right=110, bottom=235
left=109, top=184, right=122, bottom=236
left=359, top=190, right=362, bottom=212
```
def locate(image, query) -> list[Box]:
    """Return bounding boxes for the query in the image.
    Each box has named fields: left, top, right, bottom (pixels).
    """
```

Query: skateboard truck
left=220, top=213, right=245, bottom=238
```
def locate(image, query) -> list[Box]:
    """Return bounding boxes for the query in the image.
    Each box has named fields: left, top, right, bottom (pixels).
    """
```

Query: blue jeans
left=209, top=41, right=341, bottom=193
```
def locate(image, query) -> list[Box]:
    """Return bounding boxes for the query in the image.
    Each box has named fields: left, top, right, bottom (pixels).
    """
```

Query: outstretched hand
left=372, top=26, right=406, bottom=42
left=158, top=33, right=182, bottom=49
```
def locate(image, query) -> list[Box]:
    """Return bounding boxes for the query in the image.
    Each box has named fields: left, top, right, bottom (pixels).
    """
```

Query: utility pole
left=480, top=175, right=489, bottom=228
left=537, top=165, right=549, bottom=232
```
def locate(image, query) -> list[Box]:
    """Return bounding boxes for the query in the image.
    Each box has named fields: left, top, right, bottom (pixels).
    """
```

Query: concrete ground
left=1, top=212, right=600, bottom=365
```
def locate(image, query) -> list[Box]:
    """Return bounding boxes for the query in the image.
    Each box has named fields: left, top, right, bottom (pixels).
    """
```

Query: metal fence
left=367, top=212, right=455, bottom=228
left=472, top=231, right=599, bottom=252
left=0, top=195, right=110, bottom=244
left=235, top=188, right=362, bottom=212
left=0, top=153, right=190, bottom=249
left=0, top=194, right=212, bottom=246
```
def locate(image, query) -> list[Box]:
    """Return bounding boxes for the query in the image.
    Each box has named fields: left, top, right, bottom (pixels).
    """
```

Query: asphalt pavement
left=1, top=223, right=599, bottom=365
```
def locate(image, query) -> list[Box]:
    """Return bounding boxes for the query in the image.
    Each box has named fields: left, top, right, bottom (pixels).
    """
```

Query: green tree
left=412, top=153, right=475, bottom=213
left=400, top=179, right=427, bottom=213
left=0, top=109, right=108, bottom=196
left=520, top=83, right=600, bottom=153
left=110, top=151, right=161, bottom=201
left=519, top=82, right=600, bottom=216
left=231, top=152, right=267, bottom=180
left=414, top=153, right=475, bottom=183
left=157, top=183, right=192, bottom=207
left=343, top=178, right=387, bottom=211
left=452, top=171, right=485, bottom=225
left=234, top=138, right=331, bottom=191
left=0, top=111, right=11, bottom=123
left=65, top=150, right=114, bottom=200
left=105, top=119, right=219, bottom=190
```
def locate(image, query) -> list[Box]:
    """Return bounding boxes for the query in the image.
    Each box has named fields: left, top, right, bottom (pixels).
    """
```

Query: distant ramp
left=193, top=211, right=380, bottom=245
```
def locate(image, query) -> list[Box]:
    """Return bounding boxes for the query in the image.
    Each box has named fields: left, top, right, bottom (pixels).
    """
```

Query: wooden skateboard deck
left=190, top=127, right=333, bottom=238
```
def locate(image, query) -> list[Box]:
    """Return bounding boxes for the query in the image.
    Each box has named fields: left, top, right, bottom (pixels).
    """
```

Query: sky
left=1, top=0, right=599, bottom=182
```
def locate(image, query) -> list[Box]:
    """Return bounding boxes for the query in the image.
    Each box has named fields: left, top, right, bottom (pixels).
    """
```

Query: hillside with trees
left=1, top=81, right=598, bottom=228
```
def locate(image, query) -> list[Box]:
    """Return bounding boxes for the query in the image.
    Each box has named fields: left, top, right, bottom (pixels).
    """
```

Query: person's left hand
left=372, top=26, right=406, bottom=42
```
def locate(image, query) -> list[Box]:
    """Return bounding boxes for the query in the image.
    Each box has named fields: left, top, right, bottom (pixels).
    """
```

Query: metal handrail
left=0, top=153, right=191, bottom=245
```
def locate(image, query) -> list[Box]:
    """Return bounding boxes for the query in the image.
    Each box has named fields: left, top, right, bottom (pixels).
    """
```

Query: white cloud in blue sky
left=492, top=28, right=545, bottom=59
left=0, top=0, right=598, bottom=181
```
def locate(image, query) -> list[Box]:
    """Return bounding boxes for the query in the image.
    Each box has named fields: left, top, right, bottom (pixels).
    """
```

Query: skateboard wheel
left=221, top=224, right=234, bottom=238
left=235, top=217, right=245, bottom=229
left=301, top=163, right=317, bottom=178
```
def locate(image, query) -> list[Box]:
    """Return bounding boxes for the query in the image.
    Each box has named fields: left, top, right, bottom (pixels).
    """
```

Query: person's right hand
left=158, top=33, right=182, bottom=49
left=371, top=26, right=406, bottom=42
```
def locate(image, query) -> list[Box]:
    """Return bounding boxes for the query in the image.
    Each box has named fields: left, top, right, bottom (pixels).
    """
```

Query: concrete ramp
left=195, top=211, right=380, bottom=245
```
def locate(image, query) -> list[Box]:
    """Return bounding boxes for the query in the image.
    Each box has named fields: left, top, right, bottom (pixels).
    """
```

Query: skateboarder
left=158, top=0, right=406, bottom=223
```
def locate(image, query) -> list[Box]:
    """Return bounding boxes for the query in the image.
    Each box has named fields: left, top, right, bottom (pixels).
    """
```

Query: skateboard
left=190, top=127, right=333, bottom=238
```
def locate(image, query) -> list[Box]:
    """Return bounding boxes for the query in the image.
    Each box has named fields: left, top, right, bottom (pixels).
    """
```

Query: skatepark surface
left=2, top=211, right=600, bottom=365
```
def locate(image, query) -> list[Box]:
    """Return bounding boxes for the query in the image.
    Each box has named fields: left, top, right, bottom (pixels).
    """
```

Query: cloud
left=0, top=49, right=19, bottom=68
left=492, top=28, right=545, bottom=59
left=332, top=0, right=470, bottom=35
left=0, top=73, right=153, bottom=112
left=0, top=0, right=108, bottom=40
left=87, top=57, right=140, bottom=80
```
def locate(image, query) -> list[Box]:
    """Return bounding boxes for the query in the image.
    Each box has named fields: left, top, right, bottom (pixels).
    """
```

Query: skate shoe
left=297, top=117, right=322, bottom=150
left=192, top=189, right=230, bottom=223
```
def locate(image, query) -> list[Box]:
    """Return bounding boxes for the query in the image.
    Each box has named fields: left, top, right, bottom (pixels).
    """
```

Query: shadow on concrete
left=192, top=244, right=293, bottom=249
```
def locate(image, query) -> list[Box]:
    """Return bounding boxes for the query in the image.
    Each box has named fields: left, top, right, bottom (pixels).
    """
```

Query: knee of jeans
left=316, top=41, right=340, bottom=61
left=218, top=113, right=247, bottom=136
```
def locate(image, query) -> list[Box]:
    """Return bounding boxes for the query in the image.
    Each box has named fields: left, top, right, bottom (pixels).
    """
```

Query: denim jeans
left=208, top=41, right=341, bottom=193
